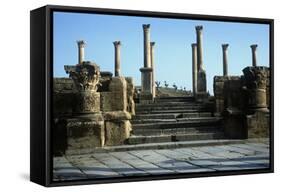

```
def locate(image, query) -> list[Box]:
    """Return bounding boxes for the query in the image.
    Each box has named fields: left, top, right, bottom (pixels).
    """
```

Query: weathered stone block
left=53, top=114, right=105, bottom=154
left=103, top=111, right=131, bottom=121
left=246, top=111, right=270, bottom=138
left=105, top=120, right=132, bottom=146
left=101, top=77, right=127, bottom=111
left=73, top=91, right=100, bottom=113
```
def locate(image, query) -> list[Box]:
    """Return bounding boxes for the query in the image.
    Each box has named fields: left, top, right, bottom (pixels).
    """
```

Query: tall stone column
left=195, top=26, right=207, bottom=94
left=77, top=40, right=86, bottom=65
left=222, top=44, right=229, bottom=76
left=139, top=24, right=153, bottom=103
left=143, top=24, right=151, bottom=68
left=150, top=42, right=156, bottom=98
left=196, top=26, right=203, bottom=71
left=113, top=41, right=121, bottom=77
left=191, top=43, right=198, bottom=95
left=250, top=44, right=258, bottom=67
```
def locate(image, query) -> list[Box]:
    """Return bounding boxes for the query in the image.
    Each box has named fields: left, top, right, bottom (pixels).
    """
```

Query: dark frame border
left=30, top=4, right=274, bottom=187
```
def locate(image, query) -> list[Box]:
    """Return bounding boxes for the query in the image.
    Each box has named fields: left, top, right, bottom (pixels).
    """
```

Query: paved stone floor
left=53, top=139, right=270, bottom=181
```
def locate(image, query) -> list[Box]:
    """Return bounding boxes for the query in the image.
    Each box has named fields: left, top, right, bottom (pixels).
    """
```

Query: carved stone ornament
left=242, top=66, right=268, bottom=90
left=64, top=61, right=101, bottom=92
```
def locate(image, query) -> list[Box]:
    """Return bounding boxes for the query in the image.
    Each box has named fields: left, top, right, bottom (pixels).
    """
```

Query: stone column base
left=53, top=113, right=104, bottom=155
left=246, top=111, right=270, bottom=138
left=103, top=111, right=132, bottom=146
left=139, top=92, right=153, bottom=104
left=195, top=92, right=208, bottom=102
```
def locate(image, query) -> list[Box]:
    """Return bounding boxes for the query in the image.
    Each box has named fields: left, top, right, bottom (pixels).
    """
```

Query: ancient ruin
left=53, top=24, right=270, bottom=157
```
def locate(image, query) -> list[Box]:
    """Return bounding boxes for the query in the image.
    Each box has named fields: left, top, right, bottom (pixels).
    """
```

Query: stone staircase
left=127, top=96, right=225, bottom=145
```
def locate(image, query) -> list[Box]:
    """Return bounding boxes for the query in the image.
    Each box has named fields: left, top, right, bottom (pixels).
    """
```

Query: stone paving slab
left=53, top=140, right=270, bottom=181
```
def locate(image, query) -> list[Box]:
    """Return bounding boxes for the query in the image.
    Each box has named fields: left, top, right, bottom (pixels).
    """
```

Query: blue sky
left=53, top=11, right=269, bottom=94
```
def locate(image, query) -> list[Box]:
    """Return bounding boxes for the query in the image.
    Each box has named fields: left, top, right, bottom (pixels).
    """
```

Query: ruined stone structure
left=213, top=44, right=270, bottom=139
left=53, top=41, right=135, bottom=154
left=139, top=24, right=154, bottom=103
left=53, top=25, right=271, bottom=156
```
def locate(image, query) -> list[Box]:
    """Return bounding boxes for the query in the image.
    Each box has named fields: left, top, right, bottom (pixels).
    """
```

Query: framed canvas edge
left=30, top=4, right=274, bottom=187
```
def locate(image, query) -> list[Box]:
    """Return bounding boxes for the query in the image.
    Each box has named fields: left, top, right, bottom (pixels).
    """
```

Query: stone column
left=196, top=26, right=203, bottom=71
left=192, top=43, right=198, bottom=95
left=113, top=41, right=121, bottom=77
left=222, top=44, right=229, bottom=76
left=150, top=42, right=156, bottom=98
left=77, top=40, right=86, bottom=65
left=250, top=44, right=258, bottom=67
left=139, top=24, right=153, bottom=103
left=143, top=24, right=151, bottom=68
left=243, top=66, right=268, bottom=113
left=195, top=26, right=207, bottom=94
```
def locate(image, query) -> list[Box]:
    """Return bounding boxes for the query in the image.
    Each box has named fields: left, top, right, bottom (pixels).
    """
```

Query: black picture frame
left=30, top=4, right=274, bottom=187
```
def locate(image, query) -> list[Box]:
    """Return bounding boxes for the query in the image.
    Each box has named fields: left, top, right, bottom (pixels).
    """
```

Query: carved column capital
left=195, top=25, right=203, bottom=32
left=77, top=40, right=86, bottom=48
left=222, top=44, right=229, bottom=50
left=143, top=24, right=150, bottom=32
left=250, top=44, right=258, bottom=51
left=113, top=41, right=121, bottom=46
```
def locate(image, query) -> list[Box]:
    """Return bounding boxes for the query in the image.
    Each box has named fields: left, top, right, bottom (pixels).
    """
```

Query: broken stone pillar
left=150, top=42, right=156, bottom=98
left=250, top=44, right=258, bottom=67
left=192, top=43, right=198, bottom=96
left=242, top=66, right=269, bottom=113
left=77, top=40, right=86, bottom=65
left=242, top=47, right=270, bottom=138
left=100, top=76, right=132, bottom=146
left=222, top=44, right=229, bottom=76
left=139, top=24, right=153, bottom=103
left=113, top=41, right=121, bottom=77
left=195, top=26, right=207, bottom=101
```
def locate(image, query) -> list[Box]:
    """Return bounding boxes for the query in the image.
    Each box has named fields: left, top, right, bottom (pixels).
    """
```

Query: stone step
left=65, top=139, right=248, bottom=154
left=132, top=117, right=222, bottom=129
left=126, top=132, right=225, bottom=145
left=154, top=96, right=195, bottom=103
left=136, top=109, right=212, bottom=114
left=136, top=102, right=204, bottom=108
left=131, top=126, right=222, bottom=136
left=133, top=112, right=212, bottom=120
left=135, top=105, right=208, bottom=112
left=132, top=116, right=216, bottom=124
